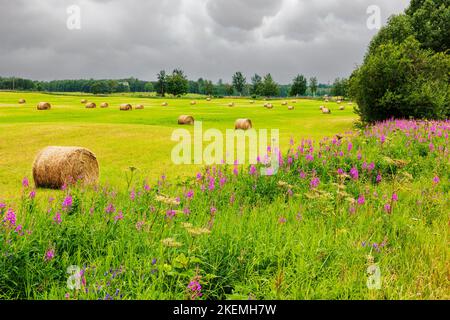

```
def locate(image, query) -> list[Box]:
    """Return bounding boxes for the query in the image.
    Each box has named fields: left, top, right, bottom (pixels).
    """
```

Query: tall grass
left=0, top=119, right=448, bottom=300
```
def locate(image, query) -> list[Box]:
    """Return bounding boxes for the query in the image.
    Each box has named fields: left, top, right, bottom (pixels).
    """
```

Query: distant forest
left=0, top=75, right=339, bottom=98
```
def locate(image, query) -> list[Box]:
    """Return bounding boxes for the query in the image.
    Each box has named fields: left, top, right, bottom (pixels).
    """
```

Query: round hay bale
left=100, top=102, right=109, bottom=108
left=135, top=104, right=144, bottom=109
left=32, top=146, right=99, bottom=189
left=161, top=102, right=168, bottom=106
left=37, top=102, right=51, bottom=110
left=322, top=108, right=331, bottom=114
left=339, top=105, right=345, bottom=111
left=85, top=102, right=96, bottom=109
left=81, top=99, right=87, bottom=104
left=291, top=100, right=297, bottom=103
left=206, top=97, right=211, bottom=101
left=288, top=105, right=294, bottom=110
left=190, top=101, right=197, bottom=105
left=264, top=103, right=273, bottom=109
left=120, top=104, right=132, bottom=111
left=249, top=100, right=255, bottom=104
left=235, top=119, right=252, bottom=130
left=178, top=115, right=195, bottom=125
left=228, top=102, right=234, bottom=107
left=18, top=99, right=26, bottom=104
left=319, top=105, right=324, bottom=110
left=337, top=100, right=342, bottom=104
left=281, top=101, right=287, bottom=105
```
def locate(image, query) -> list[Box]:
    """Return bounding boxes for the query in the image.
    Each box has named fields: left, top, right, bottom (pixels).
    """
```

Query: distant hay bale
left=235, top=119, right=252, bottom=130
left=339, top=105, right=345, bottom=110
left=291, top=100, right=297, bottom=103
left=325, top=99, right=329, bottom=102
left=32, top=146, right=99, bottom=189
left=37, top=102, right=51, bottom=110
left=100, top=102, right=109, bottom=108
left=178, top=115, right=195, bottom=125
left=337, top=100, right=342, bottom=104
left=161, top=102, right=168, bottom=106
left=206, top=97, right=211, bottom=101
left=249, top=100, right=255, bottom=104
left=322, top=108, right=331, bottom=114
left=190, top=101, right=197, bottom=105
left=81, top=99, right=87, bottom=104
left=85, top=102, right=96, bottom=109
left=135, top=104, right=144, bottom=109
left=18, top=99, right=26, bottom=104
left=228, top=102, right=234, bottom=107
left=319, top=105, right=324, bottom=110
left=288, top=105, right=294, bottom=110
left=120, top=104, right=132, bottom=111
left=264, top=103, right=273, bottom=109
left=281, top=101, right=287, bottom=105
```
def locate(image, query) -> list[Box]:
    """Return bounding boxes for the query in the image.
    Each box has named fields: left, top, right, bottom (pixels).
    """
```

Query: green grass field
left=0, top=91, right=356, bottom=197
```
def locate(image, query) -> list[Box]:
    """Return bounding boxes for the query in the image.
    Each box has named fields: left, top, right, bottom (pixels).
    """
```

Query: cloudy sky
left=0, top=0, right=410, bottom=83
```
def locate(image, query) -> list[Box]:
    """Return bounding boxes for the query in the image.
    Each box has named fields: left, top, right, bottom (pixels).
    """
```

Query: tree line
left=0, top=72, right=344, bottom=98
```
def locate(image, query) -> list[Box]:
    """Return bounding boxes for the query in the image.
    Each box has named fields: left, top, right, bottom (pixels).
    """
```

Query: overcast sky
left=0, top=0, right=410, bottom=83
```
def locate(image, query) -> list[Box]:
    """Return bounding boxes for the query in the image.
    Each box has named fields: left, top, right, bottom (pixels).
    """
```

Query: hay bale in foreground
left=81, top=99, right=87, bottom=104
left=86, top=102, right=96, bottom=109
left=32, top=146, right=99, bottom=189
left=37, top=102, right=51, bottom=110
left=235, top=119, right=252, bottom=130
left=18, top=99, right=26, bottom=104
left=135, top=104, right=144, bottom=109
left=161, top=102, right=168, bottom=106
left=178, top=115, right=195, bottom=125
left=288, top=105, right=294, bottom=110
left=322, top=108, right=331, bottom=114
left=100, top=102, right=109, bottom=108
left=120, top=104, right=132, bottom=111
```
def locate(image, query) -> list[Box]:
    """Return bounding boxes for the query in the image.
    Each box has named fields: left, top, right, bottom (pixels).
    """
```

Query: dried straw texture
left=288, top=105, right=294, bottom=110
left=120, top=104, right=132, bottom=111
left=206, top=97, right=211, bottom=101
left=339, top=106, right=345, bottom=110
left=37, top=102, right=51, bottom=110
left=18, top=99, right=26, bottom=104
left=161, top=102, right=168, bottom=106
left=322, top=108, right=331, bottom=114
left=228, top=102, right=235, bottom=107
left=100, top=102, right=109, bottom=108
left=178, top=115, right=195, bottom=125
left=190, top=101, right=197, bottom=105
left=86, top=102, right=96, bottom=108
left=33, top=146, right=99, bottom=189
left=135, top=104, right=144, bottom=109
left=282, top=101, right=287, bottom=105
left=264, top=103, right=273, bottom=109
left=235, top=119, right=252, bottom=130
left=81, top=99, right=87, bottom=104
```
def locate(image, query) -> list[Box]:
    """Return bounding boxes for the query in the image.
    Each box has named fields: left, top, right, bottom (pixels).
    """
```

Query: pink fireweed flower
left=62, top=195, right=73, bottom=209
left=233, top=166, right=239, bottom=176
left=208, top=177, right=215, bottom=191
left=299, top=171, right=306, bottom=179
left=429, top=143, right=434, bottom=152
left=310, top=177, right=320, bottom=189
left=210, top=207, right=217, bottom=214
left=22, top=177, right=29, bottom=188
left=380, top=135, right=386, bottom=144
left=350, top=167, right=359, bottom=180
left=433, top=176, right=440, bottom=185
left=337, top=168, right=344, bottom=175
left=391, top=193, right=398, bottom=202
left=357, top=195, right=365, bottom=205
left=338, top=151, right=344, bottom=157
left=135, top=221, right=144, bottom=231
left=305, top=154, right=314, bottom=162
left=349, top=206, right=356, bottom=214
left=53, top=212, right=62, bottom=225
left=357, top=152, right=362, bottom=161
left=105, top=203, right=115, bottom=214
left=230, top=193, right=235, bottom=204
left=384, top=203, right=392, bottom=213
left=4, top=208, right=16, bottom=227
left=376, top=173, right=382, bottom=183
left=219, top=176, right=227, bottom=188
left=166, top=209, right=176, bottom=219
left=130, top=190, right=136, bottom=201
left=185, top=189, right=194, bottom=199
left=114, top=211, right=124, bottom=222
left=287, top=189, right=293, bottom=197
left=0, top=202, right=6, bottom=211
left=249, top=165, right=257, bottom=175
left=347, top=142, right=353, bottom=152
left=144, top=183, right=151, bottom=191
left=29, top=190, right=36, bottom=199
left=187, top=280, right=202, bottom=299
left=196, top=172, right=202, bottom=180
left=45, top=249, right=55, bottom=261
left=279, top=217, right=287, bottom=224
left=183, top=207, right=191, bottom=215
left=15, top=224, right=23, bottom=234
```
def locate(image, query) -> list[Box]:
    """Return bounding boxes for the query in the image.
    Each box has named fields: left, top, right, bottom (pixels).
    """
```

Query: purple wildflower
left=392, top=193, right=398, bottom=202
left=62, top=195, right=73, bottom=209
left=310, top=177, right=320, bottom=189
left=53, top=212, right=62, bottom=225
left=22, top=177, right=29, bottom=188
left=350, top=167, right=359, bottom=180
left=357, top=195, right=365, bottom=205
left=45, top=249, right=55, bottom=261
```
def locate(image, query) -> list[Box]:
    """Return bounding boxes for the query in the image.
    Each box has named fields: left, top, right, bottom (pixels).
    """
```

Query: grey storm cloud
left=0, top=0, right=410, bottom=83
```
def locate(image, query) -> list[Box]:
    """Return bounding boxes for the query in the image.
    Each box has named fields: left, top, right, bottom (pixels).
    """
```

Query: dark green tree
left=232, top=72, right=246, bottom=96
left=289, top=74, right=307, bottom=96
left=166, top=69, right=189, bottom=96
left=309, top=77, right=318, bottom=97
left=156, top=70, right=167, bottom=96
left=262, top=74, right=279, bottom=97
left=250, top=74, right=263, bottom=96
